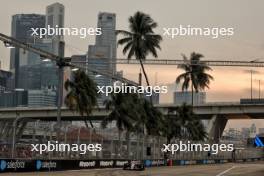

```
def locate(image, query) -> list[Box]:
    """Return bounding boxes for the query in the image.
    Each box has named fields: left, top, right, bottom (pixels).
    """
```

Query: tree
left=117, top=11, right=162, bottom=100
left=165, top=103, right=207, bottom=143
left=64, top=70, right=98, bottom=128
left=102, top=92, right=140, bottom=158
left=135, top=98, right=164, bottom=136
left=176, top=52, right=213, bottom=106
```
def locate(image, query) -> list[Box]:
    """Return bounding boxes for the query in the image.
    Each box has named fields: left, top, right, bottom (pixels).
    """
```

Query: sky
left=0, top=0, right=263, bottom=130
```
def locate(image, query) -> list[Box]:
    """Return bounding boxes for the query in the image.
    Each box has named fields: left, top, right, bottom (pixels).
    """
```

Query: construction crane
left=0, top=33, right=138, bottom=85
left=0, top=32, right=138, bottom=134
left=73, top=58, right=264, bottom=67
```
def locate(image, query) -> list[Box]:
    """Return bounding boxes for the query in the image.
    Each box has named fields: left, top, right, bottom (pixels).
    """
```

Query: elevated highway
left=0, top=103, right=264, bottom=121
left=0, top=103, right=263, bottom=141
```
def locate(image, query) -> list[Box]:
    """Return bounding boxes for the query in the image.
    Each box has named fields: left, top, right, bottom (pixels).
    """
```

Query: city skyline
left=0, top=0, right=263, bottom=129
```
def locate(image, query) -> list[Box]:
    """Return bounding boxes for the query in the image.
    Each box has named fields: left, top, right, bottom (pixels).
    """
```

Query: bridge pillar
left=207, top=115, right=227, bottom=142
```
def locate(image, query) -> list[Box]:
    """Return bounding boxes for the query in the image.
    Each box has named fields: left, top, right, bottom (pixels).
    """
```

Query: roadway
left=1, top=162, right=263, bottom=176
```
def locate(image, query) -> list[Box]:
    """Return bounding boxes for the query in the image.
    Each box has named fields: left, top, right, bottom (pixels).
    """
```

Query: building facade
left=95, top=12, right=116, bottom=74
left=45, top=2, right=65, bottom=56
left=10, top=14, right=46, bottom=88
left=28, top=89, right=57, bottom=107
left=173, top=91, right=206, bottom=105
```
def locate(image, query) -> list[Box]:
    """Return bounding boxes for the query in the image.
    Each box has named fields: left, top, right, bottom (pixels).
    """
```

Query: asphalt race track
left=0, top=161, right=263, bottom=176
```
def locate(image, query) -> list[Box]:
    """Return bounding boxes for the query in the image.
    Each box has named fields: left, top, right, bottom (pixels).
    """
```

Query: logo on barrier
left=99, top=161, right=113, bottom=167
left=115, top=161, right=128, bottom=167
left=0, top=160, right=6, bottom=171
left=79, top=161, right=96, bottom=168
left=36, top=160, right=42, bottom=170
left=36, top=160, right=56, bottom=170
left=151, top=160, right=165, bottom=166
left=0, top=160, right=25, bottom=170
left=180, top=160, right=185, bottom=165
left=145, top=160, right=152, bottom=167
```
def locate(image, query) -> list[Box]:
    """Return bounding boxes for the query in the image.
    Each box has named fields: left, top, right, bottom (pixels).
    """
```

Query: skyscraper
left=95, top=12, right=117, bottom=74
left=88, top=45, right=113, bottom=105
left=10, top=14, right=46, bottom=88
left=87, top=12, right=117, bottom=105
left=45, top=2, right=65, bottom=56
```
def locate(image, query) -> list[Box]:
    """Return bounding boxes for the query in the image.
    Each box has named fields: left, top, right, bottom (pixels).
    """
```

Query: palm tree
left=135, top=98, right=164, bottom=136
left=64, top=70, right=98, bottom=128
left=165, top=103, right=207, bottom=143
left=102, top=92, right=140, bottom=158
left=176, top=52, right=213, bottom=106
left=117, top=11, right=162, bottom=93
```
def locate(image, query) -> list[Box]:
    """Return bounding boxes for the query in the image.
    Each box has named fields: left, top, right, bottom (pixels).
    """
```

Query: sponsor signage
left=0, top=160, right=27, bottom=172
left=79, top=161, right=96, bottom=168
left=0, top=158, right=261, bottom=172
left=36, top=160, right=57, bottom=170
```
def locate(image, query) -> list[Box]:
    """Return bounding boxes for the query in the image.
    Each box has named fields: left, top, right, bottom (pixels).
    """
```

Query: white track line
left=216, top=166, right=236, bottom=176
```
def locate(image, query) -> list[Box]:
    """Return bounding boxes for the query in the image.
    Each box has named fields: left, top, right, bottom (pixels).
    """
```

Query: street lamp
left=3, top=41, right=15, bottom=49
left=71, top=67, right=79, bottom=71
left=42, top=58, right=51, bottom=62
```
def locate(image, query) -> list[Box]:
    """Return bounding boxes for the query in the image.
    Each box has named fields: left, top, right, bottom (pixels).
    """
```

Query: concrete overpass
left=0, top=103, right=264, bottom=121
left=0, top=103, right=264, bottom=141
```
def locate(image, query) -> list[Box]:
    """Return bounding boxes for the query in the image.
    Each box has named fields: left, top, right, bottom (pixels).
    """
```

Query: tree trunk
left=118, top=131, right=122, bottom=158
left=84, top=115, right=94, bottom=128
left=191, top=82, right=194, bottom=106
left=139, top=59, right=153, bottom=104
left=126, top=131, right=130, bottom=159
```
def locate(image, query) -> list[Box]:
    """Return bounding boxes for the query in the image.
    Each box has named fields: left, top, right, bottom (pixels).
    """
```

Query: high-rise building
left=0, top=69, right=12, bottom=94
left=10, top=14, right=46, bottom=87
left=88, top=46, right=113, bottom=105
left=86, top=12, right=117, bottom=105
left=45, top=2, right=65, bottom=56
left=28, top=89, right=57, bottom=107
left=19, top=39, right=53, bottom=66
left=95, top=12, right=116, bottom=74
left=18, top=62, right=58, bottom=91
left=173, top=91, right=206, bottom=105
left=0, top=89, right=28, bottom=107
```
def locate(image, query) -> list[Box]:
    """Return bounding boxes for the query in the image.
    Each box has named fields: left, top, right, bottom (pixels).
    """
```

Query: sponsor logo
left=206, top=160, right=215, bottom=164
left=0, top=160, right=25, bottom=171
left=115, top=161, right=128, bottom=167
left=184, top=160, right=196, bottom=165
left=99, top=161, right=113, bottom=167
left=79, top=161, right=96, bottom=168
left=36, top=160, right=56, bottom=170
left=0, top=160, right=6, bottom=171
left=145, top=160, right=152, bottom=167
left=151, top=160, right=165, bottom=166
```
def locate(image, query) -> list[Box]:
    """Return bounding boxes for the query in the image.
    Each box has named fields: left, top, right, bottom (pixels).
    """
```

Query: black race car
left=123, top=160, right=145, bottom=171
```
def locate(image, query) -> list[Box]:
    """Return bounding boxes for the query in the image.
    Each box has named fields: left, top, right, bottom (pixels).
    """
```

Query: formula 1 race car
left=123, top=160, right=145, bottom=171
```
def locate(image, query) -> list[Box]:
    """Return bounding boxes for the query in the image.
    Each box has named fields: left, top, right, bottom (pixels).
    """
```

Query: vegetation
left=165, top=103, right=207, bottom=143
left=117, top=11, right=162, bottom=100
left=176, top=52, right=213, bottom=105
left=64, top=70, right=98, bottom=128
